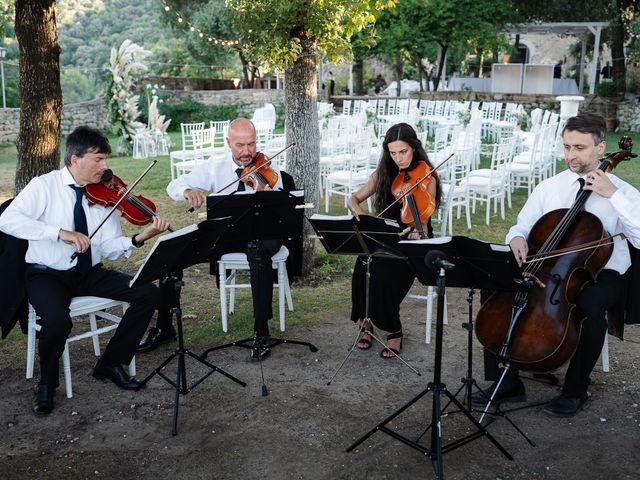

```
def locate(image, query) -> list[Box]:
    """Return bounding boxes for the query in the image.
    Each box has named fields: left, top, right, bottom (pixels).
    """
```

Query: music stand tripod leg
left=347, top=266, right=513, bottom=477
left=327, top=255, right=421, bottom=385
left=141, top=275, right=247, bottom=436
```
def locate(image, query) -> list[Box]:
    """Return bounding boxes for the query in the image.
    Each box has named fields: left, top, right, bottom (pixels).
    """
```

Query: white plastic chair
left=169, top=122, right=205, bottom=180
left=174, top=127, right=217, bottom=177
left=404, top=284, right=448, bottom=344
left=217, top=246, right=293, bottom=333
left=26, top=296, right=132, bottom=399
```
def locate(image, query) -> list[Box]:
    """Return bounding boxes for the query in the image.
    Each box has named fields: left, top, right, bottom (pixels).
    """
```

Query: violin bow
left=376, top=153, right=454, bottom=219
left=524, top=232, right=626, bottom=264
left=70, top=160, right=157, bottom=262
left=215, top=143, right=296, bottom=194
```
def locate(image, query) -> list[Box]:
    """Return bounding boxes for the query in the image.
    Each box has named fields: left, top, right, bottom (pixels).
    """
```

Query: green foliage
left=225, top=0, right=397, bottom=70
left=595, top=80, right=617, bottom=97
left=374, top=0, right=514, bottom=88
left=0, top=0, right=14, bottom=39
left=61, top=69, right=100, bottom=104
left=161, top=98, right=239, bottom=130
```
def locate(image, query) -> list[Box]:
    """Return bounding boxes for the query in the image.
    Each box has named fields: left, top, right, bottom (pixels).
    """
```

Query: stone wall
left=140, top=75, right=236, bottom=91
left=616, top=101, right=640, bottom=132
left=0, top=98, right=110, bottom=144
left=0, top=89, right=285, bottom=144
left=331, top=93, right=627, bottom=126
left=165, top=89, right=285, bottom=117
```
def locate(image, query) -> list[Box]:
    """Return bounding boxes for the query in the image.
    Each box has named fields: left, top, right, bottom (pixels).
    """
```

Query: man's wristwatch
left=131, top=234, right=145, bottom=248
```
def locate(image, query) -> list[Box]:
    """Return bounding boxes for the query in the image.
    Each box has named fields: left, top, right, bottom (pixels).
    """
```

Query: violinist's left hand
left=137, top=216, right=171, bottom=243
left=584, top=170, right=617, bottom=198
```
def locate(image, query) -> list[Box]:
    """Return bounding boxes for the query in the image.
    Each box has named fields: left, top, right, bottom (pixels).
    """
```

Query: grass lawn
left=1, top=130, right=639, bottom=356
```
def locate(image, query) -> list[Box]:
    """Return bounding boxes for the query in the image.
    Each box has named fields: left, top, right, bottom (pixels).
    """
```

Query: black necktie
left=70, top=185, right=92, bottom=274
left=576, top=177, right=585, bottom=199
left=235, top=168, right=246, bottom=191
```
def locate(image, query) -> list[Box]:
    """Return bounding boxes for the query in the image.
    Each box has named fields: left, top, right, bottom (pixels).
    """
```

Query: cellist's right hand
left=510, top=236, right=528, bottom=267
left=184, top=189, right=207, bottom=211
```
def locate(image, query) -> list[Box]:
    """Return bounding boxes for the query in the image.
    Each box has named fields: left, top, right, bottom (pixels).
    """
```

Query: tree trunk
left=285, top=36, right=319, bottom=275
left=14, top=0, right=62, bottom=194
left=434, top=45, right=448, bottom=92
left=238, top=50, right=250, bottom=88
left=611, top=5, right=626, bottom=94
left=353, top=59, right=364, bottom=95
left=394, top=58, right=403, bottom=96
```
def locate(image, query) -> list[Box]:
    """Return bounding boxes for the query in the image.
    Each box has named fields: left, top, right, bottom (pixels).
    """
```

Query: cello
left=475, top=137, right=635, bottom=373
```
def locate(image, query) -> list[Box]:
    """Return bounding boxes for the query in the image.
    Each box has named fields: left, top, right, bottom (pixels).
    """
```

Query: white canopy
left=505, top=22, right=610, bottom=94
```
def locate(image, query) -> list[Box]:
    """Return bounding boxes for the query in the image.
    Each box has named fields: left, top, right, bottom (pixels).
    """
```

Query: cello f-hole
left=549, top=274, right=562, bottom=305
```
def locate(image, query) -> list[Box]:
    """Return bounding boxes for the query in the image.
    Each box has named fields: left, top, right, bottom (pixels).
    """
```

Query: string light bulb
left=160, top=0, right=240, bottom=48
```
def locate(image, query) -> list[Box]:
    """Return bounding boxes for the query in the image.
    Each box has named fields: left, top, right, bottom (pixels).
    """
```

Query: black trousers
left=157, top=239, right=282, bottom=337
left=351, top=255, right=415, bottom=333
left=481, top=269, right=623, bottom=398
left=26, top=264, right=158, bottom=388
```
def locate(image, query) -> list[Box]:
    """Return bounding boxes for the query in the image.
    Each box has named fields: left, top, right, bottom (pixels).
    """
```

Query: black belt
left=26, top=262, right=101, bottom=275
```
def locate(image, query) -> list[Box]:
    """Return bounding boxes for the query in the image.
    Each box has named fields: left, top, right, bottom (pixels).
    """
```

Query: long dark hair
left=373, top=123, right=442, bottom=216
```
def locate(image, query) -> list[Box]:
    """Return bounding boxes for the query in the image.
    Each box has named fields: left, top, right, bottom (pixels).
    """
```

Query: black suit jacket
left=0, top=198, right=29, bottom=338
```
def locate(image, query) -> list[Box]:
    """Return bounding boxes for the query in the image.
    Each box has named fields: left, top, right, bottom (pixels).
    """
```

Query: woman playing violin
left=347, top=123, right=441, bottom=358
left=474, top=113, right=640, bottom=417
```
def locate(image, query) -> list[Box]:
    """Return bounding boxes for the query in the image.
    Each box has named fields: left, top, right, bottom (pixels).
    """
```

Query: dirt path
left=2, top=287, right=640, bottom=479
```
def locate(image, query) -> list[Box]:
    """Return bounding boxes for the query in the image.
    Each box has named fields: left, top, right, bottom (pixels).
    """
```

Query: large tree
left=226, top=0, right=395, bottom=273
left=14, top=0, right=62, bottom=193
left=375, top=0, right=514, bottom=92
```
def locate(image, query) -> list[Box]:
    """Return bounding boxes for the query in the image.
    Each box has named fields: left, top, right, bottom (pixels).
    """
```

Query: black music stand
left=347, top=236, right=526, bottom=479
left=201, top=190, right=317, bottom=391
left=130, top=219, right=247, bottom=435
left=308, top=214, right=421, bottom=383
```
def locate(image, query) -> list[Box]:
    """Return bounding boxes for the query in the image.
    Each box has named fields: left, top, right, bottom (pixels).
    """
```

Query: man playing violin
left=0, top=126, right=171, bottom=415
left=139, top=118, right=284, bottom=360
left=474, top=112, right=640, bottom=417
left=347, top=123, right=441, bottom=358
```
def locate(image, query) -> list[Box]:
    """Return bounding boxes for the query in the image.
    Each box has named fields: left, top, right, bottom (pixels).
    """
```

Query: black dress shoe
left=471, top=379, right=526, bottom=408
left=543, top=393, right=589, bottom=417
left=250, top=335, right=271, bottom=361
left=93, top=362, right=144, bottom=391
left=137, top=326, right=177, bottom=353
left=31, top=385, right=55, bottom=416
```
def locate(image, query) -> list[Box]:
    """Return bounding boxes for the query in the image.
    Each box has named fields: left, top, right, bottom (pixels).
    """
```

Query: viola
left=85, top=169, right=173, bottom=231
left=240, top=152, right=279, bottom=191
left=475, top=137, right=635, bottom=373
left=390, top=160, right=436, bottom=239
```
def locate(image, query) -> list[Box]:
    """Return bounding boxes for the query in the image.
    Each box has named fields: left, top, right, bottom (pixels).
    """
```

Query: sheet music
left=129, top=223, right=198, bottom=286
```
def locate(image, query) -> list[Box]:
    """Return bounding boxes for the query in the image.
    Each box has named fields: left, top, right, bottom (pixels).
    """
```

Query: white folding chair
left=169, top=122, right=205, bottom=180
left=26, top=296, right=132, bottom=399
left=217, top=246, right=293, bottom=333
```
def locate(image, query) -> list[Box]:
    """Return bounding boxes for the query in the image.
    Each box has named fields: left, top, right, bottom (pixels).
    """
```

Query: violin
left=85, top=169, right=173, bottom=231
left=475, top=137, right=635, bottom=373
left=390, top=160, right=436, bottom=239
left=215, top=143, right=296, bottom=195
left=240, top=152, right=279, bottom=191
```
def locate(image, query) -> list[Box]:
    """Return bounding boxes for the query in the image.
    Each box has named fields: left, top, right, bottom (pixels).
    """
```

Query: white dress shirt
left=0, top=167, right=134, bottom=270
left=166, top=152, right=284, bottom=201
left=506, top=168, right=640, bottom=274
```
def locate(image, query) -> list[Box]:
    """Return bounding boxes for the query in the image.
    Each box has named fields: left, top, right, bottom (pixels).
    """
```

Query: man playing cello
left=474, top=113, right=640, bottom=417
